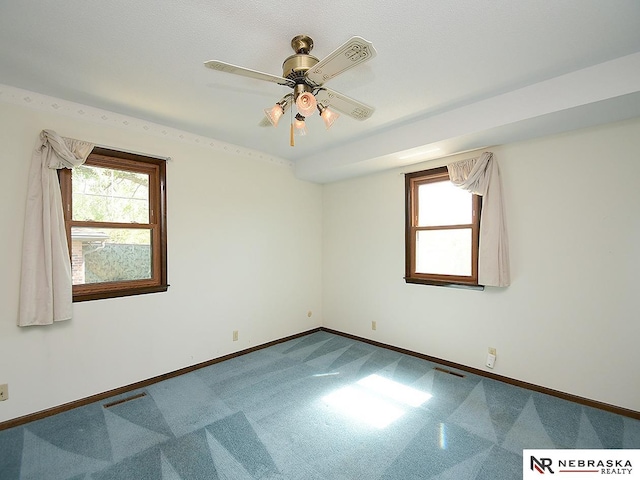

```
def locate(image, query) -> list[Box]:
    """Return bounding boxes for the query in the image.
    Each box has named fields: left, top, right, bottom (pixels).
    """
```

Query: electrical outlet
left=0, top=384, right=8, bottom=401
left=233, top=330, right=238, bottom=341
left=486, top=353, right=496, bottom=369
left=371, top=321, right=377, bottom=331
left=486, top=347, right=497, bottom=369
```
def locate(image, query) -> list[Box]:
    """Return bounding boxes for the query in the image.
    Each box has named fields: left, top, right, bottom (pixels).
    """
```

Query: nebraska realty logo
left=523, top=450, right=640, bottom=479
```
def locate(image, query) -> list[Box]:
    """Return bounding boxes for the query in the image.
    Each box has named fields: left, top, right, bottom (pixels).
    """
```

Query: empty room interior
left=1, top=1, right=639, bottom=479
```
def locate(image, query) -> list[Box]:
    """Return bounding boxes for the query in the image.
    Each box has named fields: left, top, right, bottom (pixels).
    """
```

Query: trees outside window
left=60, top=147, right=168, bottom=301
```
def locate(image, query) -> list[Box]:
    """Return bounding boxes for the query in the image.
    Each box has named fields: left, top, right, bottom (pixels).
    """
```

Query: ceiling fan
left=204, top=34, right=377, bottom=145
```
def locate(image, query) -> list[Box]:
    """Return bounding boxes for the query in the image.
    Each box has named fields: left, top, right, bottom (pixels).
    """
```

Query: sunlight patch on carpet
left=322, top=374, right=432, bottom=429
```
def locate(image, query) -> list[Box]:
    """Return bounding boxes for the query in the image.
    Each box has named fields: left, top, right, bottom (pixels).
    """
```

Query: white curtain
left=18, top=130, right=94, bottom=326
left=447, top=152, right=510, bottom=287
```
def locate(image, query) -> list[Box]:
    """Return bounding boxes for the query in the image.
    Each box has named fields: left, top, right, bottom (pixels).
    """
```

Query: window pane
left=416, top=229, right=472, bottom=276
left=72, top=165, right=149, bottom=223
left=418, top=181, right=471, bottom=226
left=71, top=227, right=151, bottom=285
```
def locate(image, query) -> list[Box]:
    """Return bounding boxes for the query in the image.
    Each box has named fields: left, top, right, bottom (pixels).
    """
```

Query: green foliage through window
left=60, top=147, right=168, bottom=302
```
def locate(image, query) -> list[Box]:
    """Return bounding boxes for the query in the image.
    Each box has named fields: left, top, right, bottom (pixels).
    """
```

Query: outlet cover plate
left=486, top=353, right=496, bottom=369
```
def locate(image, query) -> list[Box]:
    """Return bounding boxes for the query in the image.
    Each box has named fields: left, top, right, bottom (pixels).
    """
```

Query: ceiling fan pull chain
left=290, top=98, right=294, bottom=147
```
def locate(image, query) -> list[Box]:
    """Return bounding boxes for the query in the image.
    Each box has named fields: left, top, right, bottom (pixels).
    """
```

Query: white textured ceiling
left=1, top=1, right=639, bottom=182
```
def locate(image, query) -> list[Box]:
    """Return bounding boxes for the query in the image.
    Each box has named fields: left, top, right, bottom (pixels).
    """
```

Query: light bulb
left=296, top=92, right=317, bottom=117
left=264, top=103, right=284, bottom=127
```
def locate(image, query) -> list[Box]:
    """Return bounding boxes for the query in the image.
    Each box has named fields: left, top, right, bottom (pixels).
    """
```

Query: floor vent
left=103, top=392, right=147, bottom=408
left=434, top=367, right=465, bottom=378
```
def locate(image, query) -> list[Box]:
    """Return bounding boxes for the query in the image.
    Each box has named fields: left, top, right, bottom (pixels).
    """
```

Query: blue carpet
left=1, top=331, right=638, bottom=479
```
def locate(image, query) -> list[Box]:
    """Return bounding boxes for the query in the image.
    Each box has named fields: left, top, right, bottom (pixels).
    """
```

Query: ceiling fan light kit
left=204, top=34, right=377, bottom=145
left=264, top=102, right=285, bottom=127
left=294, top=113, right=307, bottom=136
left=295, top=91, right=317, bottom=117
left=319, top=104, right=340, bottom=130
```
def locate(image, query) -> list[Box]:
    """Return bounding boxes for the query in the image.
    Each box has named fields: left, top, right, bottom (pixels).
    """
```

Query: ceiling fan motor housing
left=282, top=53, right=319, bottom=83
left=283, top=34, right=319, bottom=90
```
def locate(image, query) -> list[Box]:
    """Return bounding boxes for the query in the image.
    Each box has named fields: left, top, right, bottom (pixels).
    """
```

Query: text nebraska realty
left=559, top=458, right=632, bottom=475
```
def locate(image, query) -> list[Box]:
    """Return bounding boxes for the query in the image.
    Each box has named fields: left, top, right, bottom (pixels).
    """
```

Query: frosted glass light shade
left=296, top=92, right=317, bottom=117
left=264, top=103, right=284, bottom=127
left=294, top=114, right=307, bottom=136
left=320, top=107, right=339, bottom=129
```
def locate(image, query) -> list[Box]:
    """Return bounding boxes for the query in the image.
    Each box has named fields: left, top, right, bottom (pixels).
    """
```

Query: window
left=405, top=167, right=481, bottom=286
left=59, top=147, right=168, bottom=301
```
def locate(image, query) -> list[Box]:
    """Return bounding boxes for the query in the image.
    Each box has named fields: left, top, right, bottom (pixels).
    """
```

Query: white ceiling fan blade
left=305, top=36, right=377, bottom=87
left=204, top=60, right=295, bottom=88
left=315, top=88, right=375, bottom=121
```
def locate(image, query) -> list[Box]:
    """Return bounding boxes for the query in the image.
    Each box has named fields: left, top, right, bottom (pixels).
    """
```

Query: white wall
left=2, top=93, right=639, bottom=423
left=0, top=101, right=323, bottom=422
left=323, top=118, right=640, bottom=412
